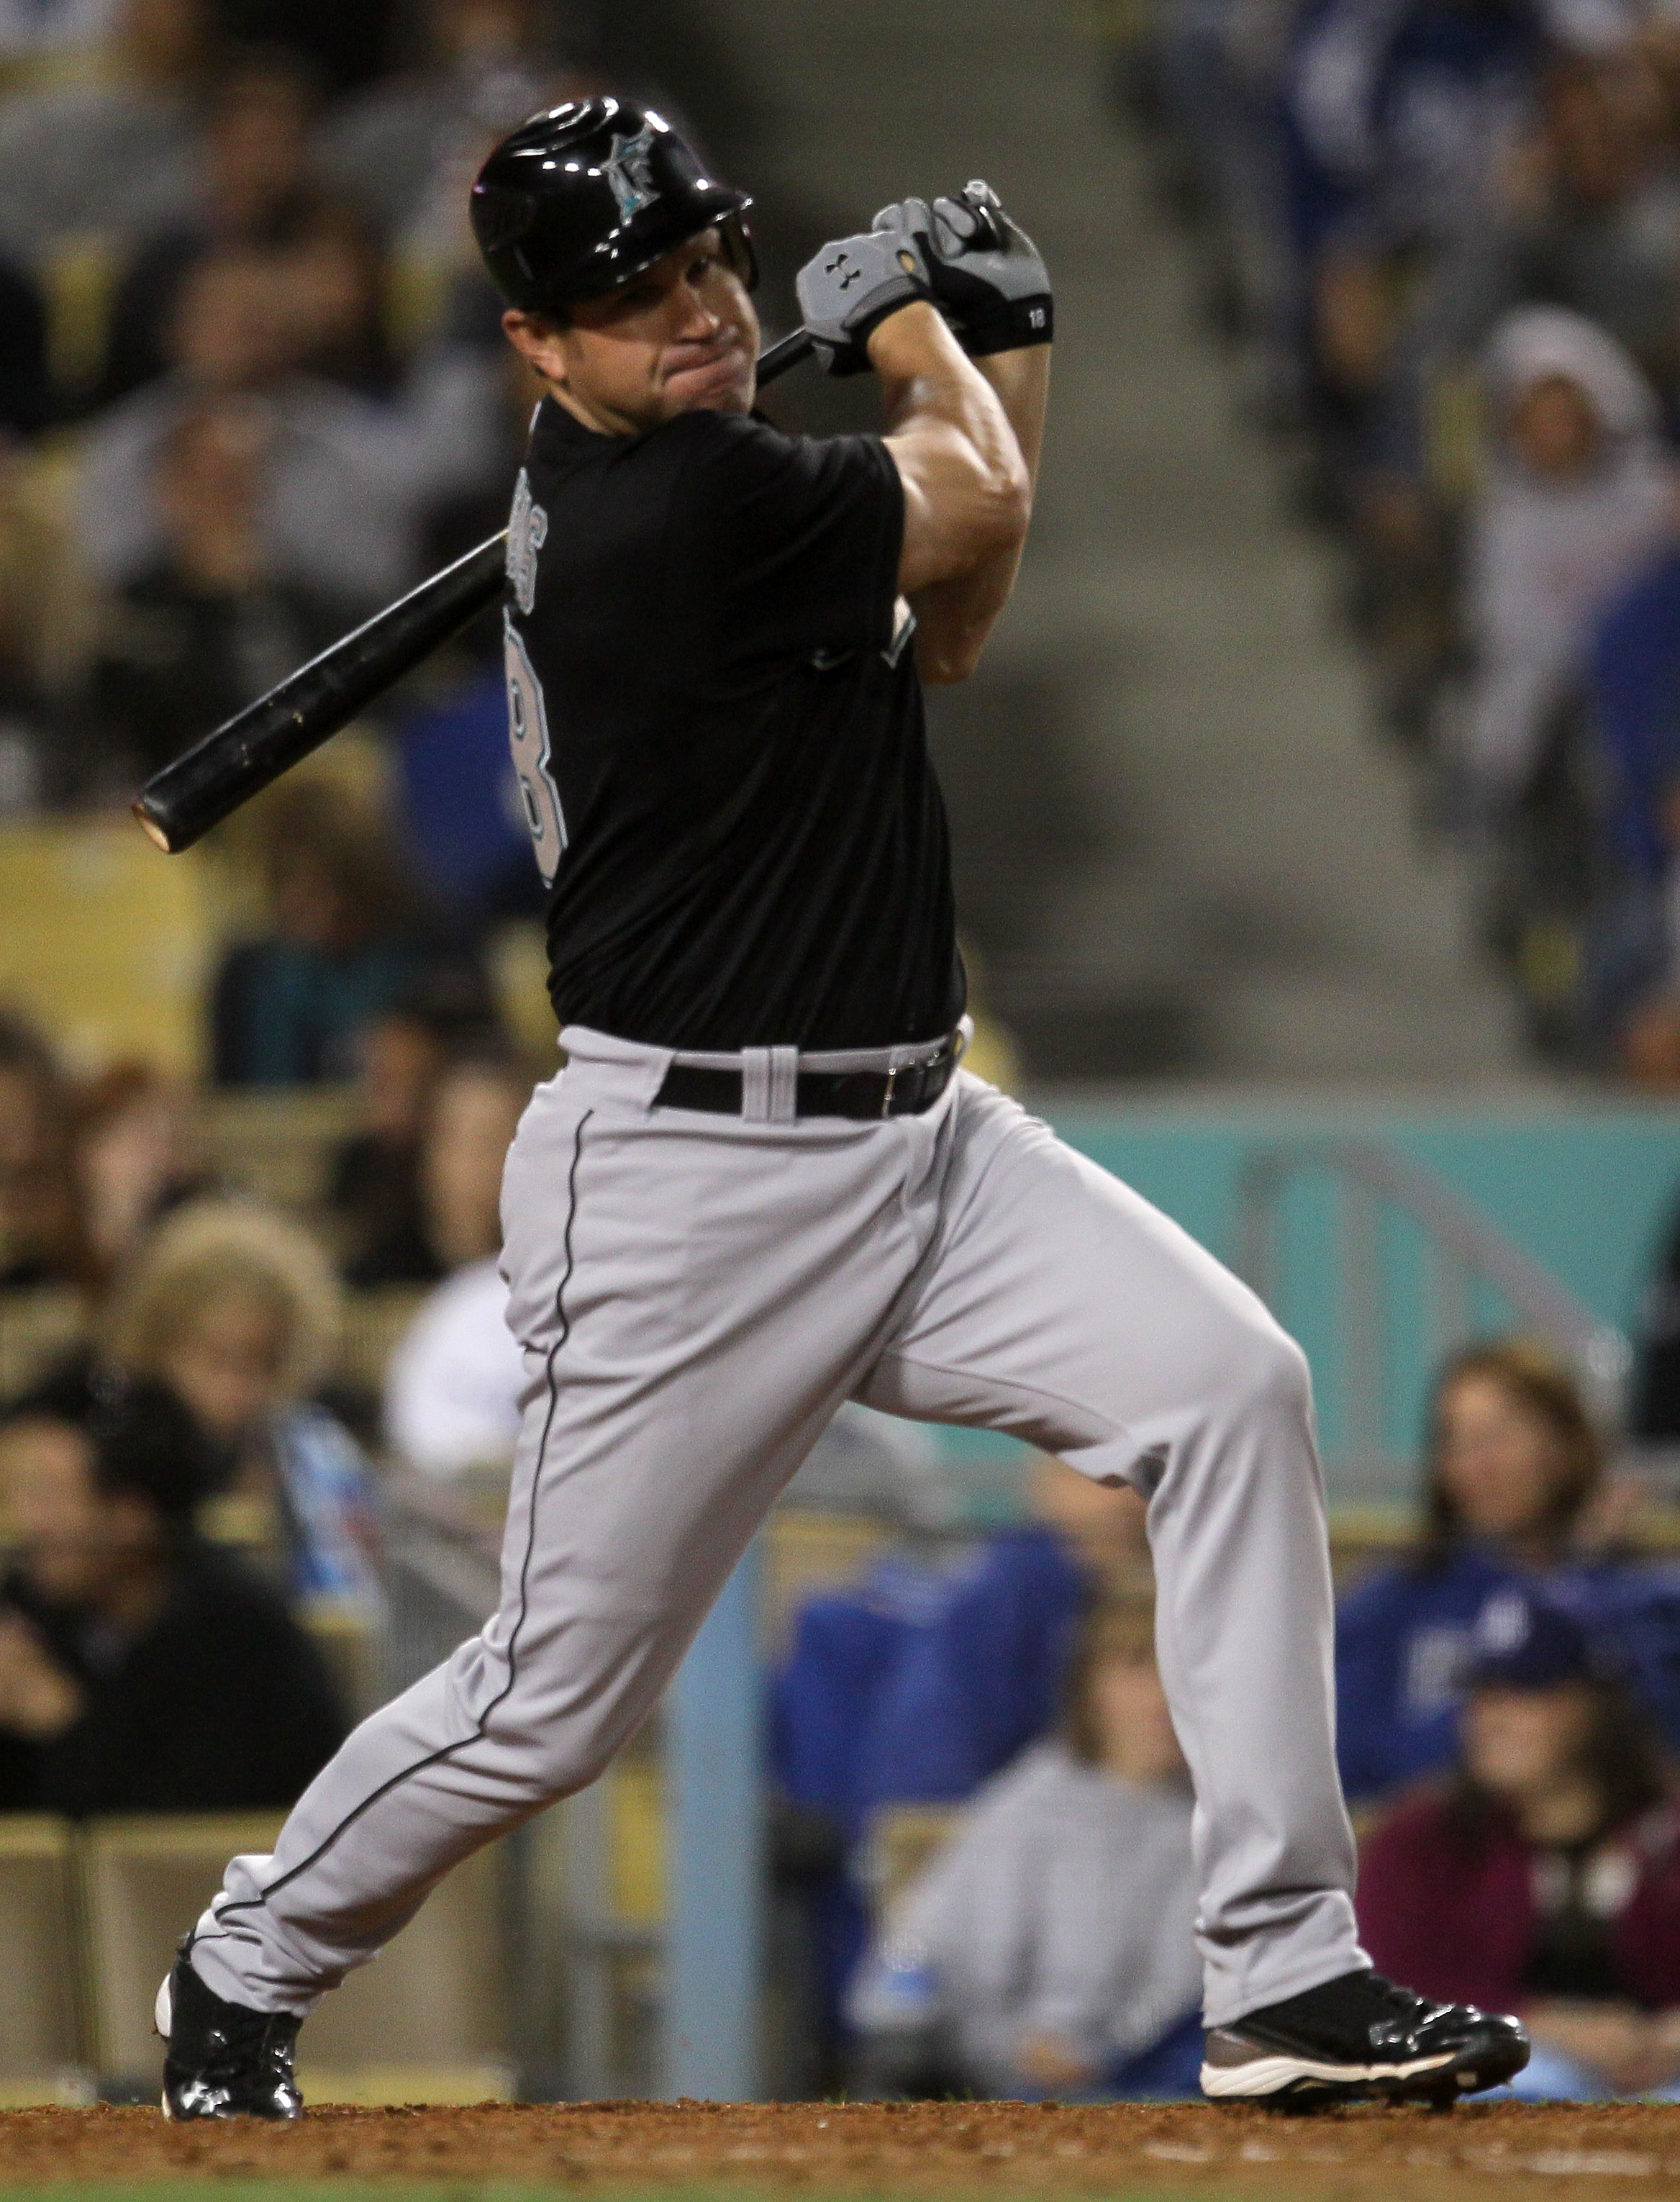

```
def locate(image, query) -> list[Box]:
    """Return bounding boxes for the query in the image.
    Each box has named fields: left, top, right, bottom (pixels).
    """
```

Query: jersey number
left=504, top=614, right=566, bottom=886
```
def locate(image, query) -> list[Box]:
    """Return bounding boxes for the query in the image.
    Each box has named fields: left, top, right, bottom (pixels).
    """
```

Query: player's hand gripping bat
left=132, top=326, right=816, bottom=855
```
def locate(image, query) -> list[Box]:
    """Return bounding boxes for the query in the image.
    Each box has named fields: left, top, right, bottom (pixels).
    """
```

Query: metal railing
left=1233, top=1139, right=1634, bottom=1500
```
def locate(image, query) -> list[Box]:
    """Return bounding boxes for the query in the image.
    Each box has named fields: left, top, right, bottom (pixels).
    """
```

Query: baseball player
left=155, top=96, right=1528, bottom=2114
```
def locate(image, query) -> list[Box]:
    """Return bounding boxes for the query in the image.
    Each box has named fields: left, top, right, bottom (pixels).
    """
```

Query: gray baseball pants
left=190, top=1023, right=1364, bottom=2031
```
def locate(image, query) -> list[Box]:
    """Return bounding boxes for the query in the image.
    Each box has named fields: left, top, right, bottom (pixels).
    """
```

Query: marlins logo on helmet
left=603, top=120, right=662, bottom=220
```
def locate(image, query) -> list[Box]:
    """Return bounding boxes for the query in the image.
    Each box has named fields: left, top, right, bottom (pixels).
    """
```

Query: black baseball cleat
left=1201, top=1968, right=1530, bottom=2103
left=155, top=1952, right=304, bottom=2120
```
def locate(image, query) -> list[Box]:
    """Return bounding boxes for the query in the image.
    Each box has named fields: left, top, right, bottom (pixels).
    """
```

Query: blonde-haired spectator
left=106, top=1198, right=381, bottom=1617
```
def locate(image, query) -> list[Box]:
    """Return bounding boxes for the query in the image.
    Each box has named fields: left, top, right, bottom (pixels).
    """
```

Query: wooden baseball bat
left=133, top=327, right=817, bottom=854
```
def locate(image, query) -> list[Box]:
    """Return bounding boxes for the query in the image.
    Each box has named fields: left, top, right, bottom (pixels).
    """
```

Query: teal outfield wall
left=1048, top=1094, right=1680, bottom=1337
left=928, top=1092, right=1680, bottom=1506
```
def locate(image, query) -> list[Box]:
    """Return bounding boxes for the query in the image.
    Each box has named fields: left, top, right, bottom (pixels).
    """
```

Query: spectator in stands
left=0, top=1364, right=345, bottom=1813
left=97, top=46, right=389, bottom=405
left=106, top=1197, right=382, bottom=1616
left=0, top=0, right=121, bottom=81
left=323, top=0, right=555, bottom=245
left=773, top=1456, right=1148, bottom=2065
left=0, top=0, right=205, bottom=273
left=1336, top=1336, right=1680, bottom=1804
left=382, top=1050, right=530, bottom=1476
left=1281, top=0, right=1541, bottom=507
left=1358, top=1586, right=1680, bottom=2100
left=0, top=1011, right=89, bottom=1291
left=209, top=774, right=468, bottom=1087
left=84, top=384, right=372, bottom=781
left=1454, top=307, right=1674, bottom=818
left=1375, top=50, right=1680, bottom=486
left=848, top=1456, right=1150, bottom=1808
left=1574, top=543, right=1680, bottom=1072
left=327, top=966, right=504, bottom=1287
left=848, top=1589, right=1202, bottom=2102
left=78, top=242, right=502, bottom=618
left=70, top=1059, right=209, bottom=1290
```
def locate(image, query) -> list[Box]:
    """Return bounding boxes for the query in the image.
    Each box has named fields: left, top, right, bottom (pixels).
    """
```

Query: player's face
left=504, top=230, right=759, bottom=435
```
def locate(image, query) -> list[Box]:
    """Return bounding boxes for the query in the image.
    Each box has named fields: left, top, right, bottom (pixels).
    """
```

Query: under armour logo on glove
left=797, top=226, right=932, bottom=375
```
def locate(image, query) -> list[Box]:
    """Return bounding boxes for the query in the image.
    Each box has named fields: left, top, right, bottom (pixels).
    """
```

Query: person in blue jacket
left=1337, top=1336, right=1680, bottom=1805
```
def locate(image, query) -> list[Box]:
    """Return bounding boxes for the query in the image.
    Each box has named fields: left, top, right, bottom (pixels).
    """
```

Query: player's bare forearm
left=908, top=341, right=1049, bottom=683
left=873, top=304, right=1031, bottom=635
left=976, top=343, right=1048, bottom=493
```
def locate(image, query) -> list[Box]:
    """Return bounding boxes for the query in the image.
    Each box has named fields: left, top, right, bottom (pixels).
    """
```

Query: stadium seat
left=302, top=1599, right=385, bottom=1722
left=0, top=1816, right=82, bottom=2090
left=78, top=1813, right=513, bottom=2098
left=41, top=235, right=117, bottom=399
left=0, top=821, right=212, bottom=1075
left=199, top=1088, right=360, bottom=1217
left=0, top=1287, right=89, bottom=1400
left=763, top=1508, right=892, bottom=1656
left=857, top=1803, right=960, bottom=1921
left=340, top=1287, right=432, bottom=1400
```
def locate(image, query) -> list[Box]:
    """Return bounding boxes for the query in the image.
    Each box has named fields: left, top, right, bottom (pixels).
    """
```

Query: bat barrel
left=132, top=532, right=509, bottom=853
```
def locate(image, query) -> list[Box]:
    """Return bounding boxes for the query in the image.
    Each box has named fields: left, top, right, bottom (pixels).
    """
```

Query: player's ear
left=501, top=308, right=572, bottom=388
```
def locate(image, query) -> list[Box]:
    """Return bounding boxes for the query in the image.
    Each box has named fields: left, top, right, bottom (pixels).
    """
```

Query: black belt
left=655, top=1038, right=961, bottom=1120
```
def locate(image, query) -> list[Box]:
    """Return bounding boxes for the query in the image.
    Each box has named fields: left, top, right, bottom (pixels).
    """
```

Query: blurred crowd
left=0, top=0, right=604, bottom=1850
left=1107, top=0, right=1680, bottom=1074
left=11, top=0, right=1680, bottom=2111
left=784, top=1338, right=1680, bottom=2104
left=0, top=0, right=666, bottom=829
left=12, top=925, right=1680, bottom=2102
left=0, top=954, right=542, bottom=1813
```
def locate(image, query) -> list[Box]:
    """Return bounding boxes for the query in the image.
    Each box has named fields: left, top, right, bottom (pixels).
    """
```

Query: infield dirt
left=4, top=2098, right=1680, bottom=2197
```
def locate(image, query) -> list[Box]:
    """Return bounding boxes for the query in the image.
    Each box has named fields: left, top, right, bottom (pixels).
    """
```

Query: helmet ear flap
left=720, top=213, right=758, bottom=293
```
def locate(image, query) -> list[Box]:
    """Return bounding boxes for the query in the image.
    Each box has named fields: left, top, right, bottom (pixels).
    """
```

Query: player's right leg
left=855, top=1074, right=1528, bottom=2103
left=159, top=1028, right=949, bottom=2116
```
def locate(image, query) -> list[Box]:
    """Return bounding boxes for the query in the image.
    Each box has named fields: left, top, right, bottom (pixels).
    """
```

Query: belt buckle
left=881, top=1064, right=898, bottom=1119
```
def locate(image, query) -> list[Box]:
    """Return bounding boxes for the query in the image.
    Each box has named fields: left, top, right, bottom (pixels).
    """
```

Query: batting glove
left=794, top=227, right=934, bottom=376
left=873, top=182, right=1053, bottom=355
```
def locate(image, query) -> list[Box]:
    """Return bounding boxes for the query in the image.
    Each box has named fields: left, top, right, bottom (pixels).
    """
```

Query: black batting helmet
left=471, top=96, right=755, bottom=315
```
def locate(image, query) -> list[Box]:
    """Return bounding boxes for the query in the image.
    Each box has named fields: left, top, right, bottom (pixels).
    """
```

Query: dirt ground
left=4, top=2099, right=1680, bottom=2197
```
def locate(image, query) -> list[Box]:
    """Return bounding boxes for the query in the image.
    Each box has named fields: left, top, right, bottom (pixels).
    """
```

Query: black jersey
left=503, top=395, right=966, bottom=1051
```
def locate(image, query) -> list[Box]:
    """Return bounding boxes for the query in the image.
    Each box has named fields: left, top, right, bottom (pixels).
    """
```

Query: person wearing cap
left=1336, top=1337, right=1680, bottom=1805
left=1357, top=1585, right=1680, bottom=2099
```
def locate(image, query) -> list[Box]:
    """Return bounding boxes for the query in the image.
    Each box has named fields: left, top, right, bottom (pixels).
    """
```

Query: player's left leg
left=158, top=1031, right=957, bottom=2113
left=855, top=1072, right=1527, bottom=2101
